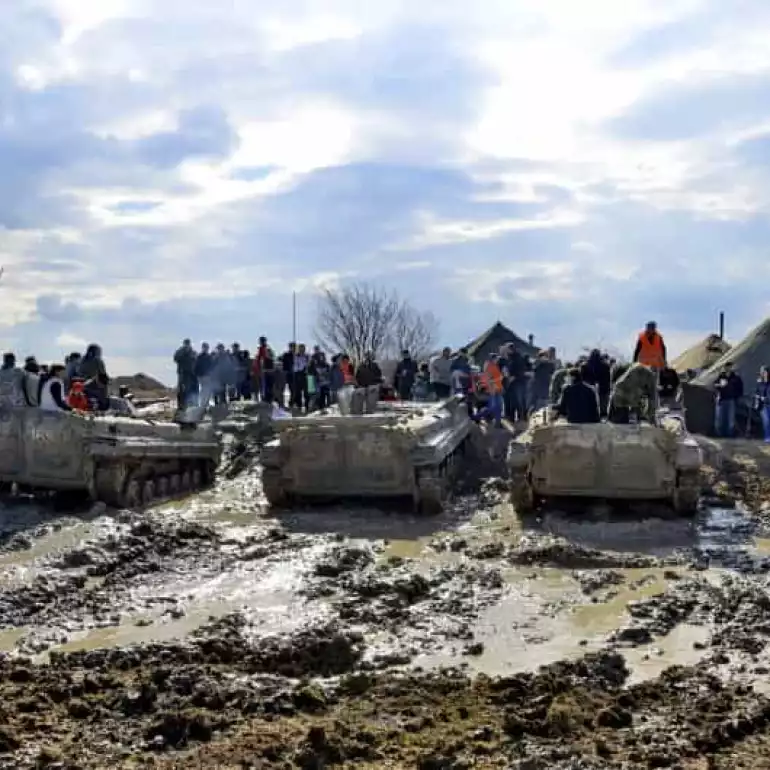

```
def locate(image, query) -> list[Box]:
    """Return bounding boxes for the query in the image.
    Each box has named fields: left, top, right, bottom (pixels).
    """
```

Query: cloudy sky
left=3, top=0, right=770, bottom=380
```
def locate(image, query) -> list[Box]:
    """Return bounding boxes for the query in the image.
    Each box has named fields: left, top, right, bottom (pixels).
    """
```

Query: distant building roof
left=465, top=321, right=540, bottom=360
left=671, top=334, right=731, bottom=373
left=695, top=318, right=770, bottom=389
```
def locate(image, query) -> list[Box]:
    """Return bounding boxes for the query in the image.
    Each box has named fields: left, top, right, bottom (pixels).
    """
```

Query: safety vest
left=483, top=361, right=503, bottom=394
left=40, top=378, right=66, bottom=412
left=637, top=331, right=665, bottom=369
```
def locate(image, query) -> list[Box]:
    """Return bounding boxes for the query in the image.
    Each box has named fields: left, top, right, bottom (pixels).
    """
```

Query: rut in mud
left=3, top=436, right=770, bottom=767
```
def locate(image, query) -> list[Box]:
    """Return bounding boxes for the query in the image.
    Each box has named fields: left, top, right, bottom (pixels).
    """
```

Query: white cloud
left=402, top=209, right=585, bottom=249
left=231, top=102, right=361, bottom=173
left=55, top=332, right=88, bottom=349
left=3, top=0, right=770, bottom=379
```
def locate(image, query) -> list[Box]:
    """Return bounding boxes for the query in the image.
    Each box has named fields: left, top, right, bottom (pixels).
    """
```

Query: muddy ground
left=3, top=436, right=770, bottom=767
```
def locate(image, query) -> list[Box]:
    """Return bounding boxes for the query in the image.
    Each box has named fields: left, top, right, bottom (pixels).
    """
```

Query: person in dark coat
left=502, top=345, right=527, bottom=421
left=581, top=349, right=611, bottom=417
left=394, top=349, right=418, bottom=400
left=658, top=365, right=681, bottom=408
left=356, top=353, right=382, bottom=387
left=280, top=343, right=296, bottom=409
left=194, top=342, right=214, bottom=407
left=78, top=344, right=110, bottom=411
left=714, top=360, right=744, bottom=438
left=557, top=368, right=600, bottom=424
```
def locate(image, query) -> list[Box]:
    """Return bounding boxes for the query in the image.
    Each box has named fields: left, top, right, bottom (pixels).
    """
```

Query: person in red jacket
left=252, top=336, right=275, bottom=402
left=67, top=379, right=89, bottom=411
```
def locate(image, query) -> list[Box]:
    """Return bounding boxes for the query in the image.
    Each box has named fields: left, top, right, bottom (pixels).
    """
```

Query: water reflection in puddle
left=414, top=565, right=715, bottom=683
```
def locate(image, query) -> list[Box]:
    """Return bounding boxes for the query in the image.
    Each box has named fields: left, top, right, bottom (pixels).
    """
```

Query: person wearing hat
left=633, top=321, right=666, bottom=370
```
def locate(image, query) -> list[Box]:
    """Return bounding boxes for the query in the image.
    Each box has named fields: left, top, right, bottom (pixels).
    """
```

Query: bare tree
left=390, top=305, right=438, bottom=361
left=315, top=283, right=401, bottom=363
left=315, top=282, right=439, bottom=364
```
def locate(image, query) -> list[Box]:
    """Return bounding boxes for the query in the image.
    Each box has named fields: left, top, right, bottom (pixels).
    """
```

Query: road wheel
left=142, top=480, right=156, bottom=506
left=122, top=478, right=142, bottom=509
left=157, top=476, right=170, bottom=500
left=511, top=473, right=535, bottom=513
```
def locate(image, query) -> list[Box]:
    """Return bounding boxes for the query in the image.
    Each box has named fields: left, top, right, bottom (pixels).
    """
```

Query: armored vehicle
left=507, top=408, right=702, bottom=514
left=0, top=406, right=221, bottom=507
left=260, top=393, right=471, bottom=513
left=213, top=401, right=275, bottom=441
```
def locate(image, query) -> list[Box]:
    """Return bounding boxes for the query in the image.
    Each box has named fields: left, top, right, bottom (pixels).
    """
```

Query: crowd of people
left=171, top=336, right=570, bottom=419
left=0, top=319, right=760, bottom=443
left=172, top=338, right=366, bottom=412
left=0, top=344, right=121, bottom=414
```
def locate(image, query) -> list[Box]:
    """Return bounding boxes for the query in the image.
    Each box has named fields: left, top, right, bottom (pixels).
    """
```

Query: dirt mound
left=111, top=372, right=169, bottom=395
left=39, top=648, right=760, bottom=770
left=304, top=555, right=505, bottom=658
left=507, top=536, right=659, bottom=570
left=52, top=613, right=364, bottom=680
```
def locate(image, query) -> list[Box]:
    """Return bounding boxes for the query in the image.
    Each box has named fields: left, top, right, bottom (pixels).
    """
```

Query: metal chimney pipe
left=718, top=311, right=724, bottom=340
left=528, top=333, right=534, bottom=347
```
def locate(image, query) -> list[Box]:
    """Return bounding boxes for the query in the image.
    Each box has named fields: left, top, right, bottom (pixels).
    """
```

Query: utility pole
left=718, top=311, right=725, bottom=339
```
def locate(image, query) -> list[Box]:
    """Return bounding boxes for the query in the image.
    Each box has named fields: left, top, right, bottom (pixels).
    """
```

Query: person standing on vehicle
left=633, top=321, right=666, bottom=370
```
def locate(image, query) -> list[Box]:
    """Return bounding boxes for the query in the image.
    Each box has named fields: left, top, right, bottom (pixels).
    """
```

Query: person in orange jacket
left=633, top=321, right=666, bottom=370
left=473, top=354, right=503, bottom=428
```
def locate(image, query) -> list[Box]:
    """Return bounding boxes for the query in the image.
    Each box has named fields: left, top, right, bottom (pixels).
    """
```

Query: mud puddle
left=0, top=478, right=762, bottom=667
left=2, top=438, right=770, bottom=767
left=412, top=564, right=715, bottom=681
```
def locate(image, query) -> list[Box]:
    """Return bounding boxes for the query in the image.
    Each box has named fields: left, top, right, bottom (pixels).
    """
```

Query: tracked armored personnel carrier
left=0, top=406, right=221, bottom=507
left=260, top=394, right=471, bottom=513
left=507, top=408, right=703, bottom=514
